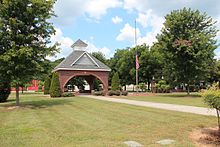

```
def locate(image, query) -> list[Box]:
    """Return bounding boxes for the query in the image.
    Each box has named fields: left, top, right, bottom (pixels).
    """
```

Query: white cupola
left=71, top=39, right=88, bottom=51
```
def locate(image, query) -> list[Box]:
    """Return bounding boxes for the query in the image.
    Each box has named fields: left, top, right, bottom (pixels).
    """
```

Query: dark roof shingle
left=53, top=50, right=111, bottom=72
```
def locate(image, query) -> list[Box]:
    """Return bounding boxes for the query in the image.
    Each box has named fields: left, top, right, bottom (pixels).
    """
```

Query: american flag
left=136, top=52, right=140, bottom=69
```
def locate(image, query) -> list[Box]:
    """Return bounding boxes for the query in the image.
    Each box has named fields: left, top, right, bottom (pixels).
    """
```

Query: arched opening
left=63, top=75, right=105, bottom=94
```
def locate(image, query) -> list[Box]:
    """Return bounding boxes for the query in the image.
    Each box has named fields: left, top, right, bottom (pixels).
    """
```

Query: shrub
left=114, top=90, right=121, bottom=96
left=49, top=72, right=61, bottom=97
left=202, top=83, right=220, bottom=129
left=62, top=92, right=74, bottom=97
left=93, top=91, right=104, bottom=96
left=44, top=76, right=51, bottom=95
left=108, top=90, right=120, bottom=96
left=156, top=80, right=171, bottom=93
left=138, top=83, right=146, bottom=92
left=111, top=72, right=120, bottom=91
left=0, top=82, right=11, bottom=103
left=108, top=90, right=114, bottom=96
left=121, top=91, right=128, bottom=96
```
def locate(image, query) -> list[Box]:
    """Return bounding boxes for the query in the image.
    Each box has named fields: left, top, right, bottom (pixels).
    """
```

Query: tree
left=208, top=60, right=220, bottom=87
left=139, top=44, right=164, bottom=90
left=111, top=72, right=120, bottom=91
left=67, top=77, right=85, bottom=91
left=92, top=52, right=107, bottom=64
left=109, top=48, right=135, bottom=89
left=202, top=83, right=220, bottom=130
left=44, top=76, right=51, bottom=95
left=0, top=0, right=58, bottom=105
left=156, top=8, right=218, bottom=95
left=49, top=72, right=61, bottom=97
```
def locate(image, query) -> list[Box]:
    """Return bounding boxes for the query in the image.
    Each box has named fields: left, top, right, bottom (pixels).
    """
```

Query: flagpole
left=135, top=20, right=138, bottom=92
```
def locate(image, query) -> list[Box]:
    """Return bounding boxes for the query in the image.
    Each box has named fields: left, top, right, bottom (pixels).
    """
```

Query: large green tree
left=156, top=8, right=218, bottom=94
left=109, top=48, right=136, bottom=89
left=91, top=52, right=107, bottom=64
left=0, top=0, right=58, bottom=105
left=139, top=44, right=163, bottom=90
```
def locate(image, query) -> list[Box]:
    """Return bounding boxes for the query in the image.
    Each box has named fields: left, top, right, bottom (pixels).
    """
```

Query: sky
left=49, top=0, right=220, bottom=60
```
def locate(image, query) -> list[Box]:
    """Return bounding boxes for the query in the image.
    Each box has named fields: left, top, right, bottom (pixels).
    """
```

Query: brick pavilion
left=53, top=39, right=111, bottom=95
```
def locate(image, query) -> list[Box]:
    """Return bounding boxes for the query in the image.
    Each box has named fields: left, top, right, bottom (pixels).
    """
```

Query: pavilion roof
left=53, top=40, right=111, bottom=72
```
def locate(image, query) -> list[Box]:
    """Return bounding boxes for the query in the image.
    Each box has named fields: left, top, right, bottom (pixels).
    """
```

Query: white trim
left=71, top=52, right=100, bottom=67
left=53, top=68, right=111, bottom=72
left=86, top=52, right=100, bottom=67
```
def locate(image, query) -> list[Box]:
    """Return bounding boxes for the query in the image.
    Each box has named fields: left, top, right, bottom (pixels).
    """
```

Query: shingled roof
left=53, top=40, right=111, bottom=72
left=71, top=39, right=88, bottom=48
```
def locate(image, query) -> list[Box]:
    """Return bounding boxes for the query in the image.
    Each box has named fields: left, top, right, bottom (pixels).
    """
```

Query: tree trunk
left=21, top=86, right=24, bottom=94
left=124, top=85, right=126, bottom=91
left=16, top=83, right=20, bottom=106
left=187, top=83, right=190, bottom=95
left=216, top=109, right=220, bottom=131
left=147, top=78, right=150, bottom=91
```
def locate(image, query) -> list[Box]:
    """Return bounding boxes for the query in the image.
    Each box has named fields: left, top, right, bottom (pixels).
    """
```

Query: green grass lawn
left=0, top=92, right=216, bottom=147
left=116, top=92, right=206, bottom=107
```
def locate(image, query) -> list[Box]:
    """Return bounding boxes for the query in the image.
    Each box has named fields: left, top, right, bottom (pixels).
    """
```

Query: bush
left=111, top=72, right=120, bottom=91
left=156, top=80, right=171, bottom=93
left=202, top=83, right=220, bottom=129
left=62, top=92, right=74, bottom=97
left=114, top=90, right=121, bottom=96
left=0, top=82, right=11, bottom=103
left=49, top=72, right=61, bottom=97
left=108, top=90, right=120, bottom=96
left=44, top=76, right=51, bottom=95
left=138, top=83, right=146, bottom=92
left=121, top=91, right=128, bottom=96
left=93, top=91, right=104, bottom=96
left=108, top=90, right=114, bottom=96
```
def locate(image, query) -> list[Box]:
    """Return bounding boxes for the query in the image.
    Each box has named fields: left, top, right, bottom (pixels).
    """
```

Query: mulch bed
left=190, top=127, right=220, bottom=147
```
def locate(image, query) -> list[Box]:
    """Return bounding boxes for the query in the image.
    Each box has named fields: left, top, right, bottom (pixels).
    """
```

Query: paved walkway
left=81, top=95, right=216, bottom=116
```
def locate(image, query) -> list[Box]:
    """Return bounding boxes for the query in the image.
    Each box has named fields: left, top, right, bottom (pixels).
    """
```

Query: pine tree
left=44, top=76, right=51, bottom=95
left=111, top=72, right=120, bottom=91
left=50, top=72, right=61, bottom=97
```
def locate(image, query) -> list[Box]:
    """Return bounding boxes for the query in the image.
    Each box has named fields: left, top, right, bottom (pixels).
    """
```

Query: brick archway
left=57, top=70, right=109, bottom=94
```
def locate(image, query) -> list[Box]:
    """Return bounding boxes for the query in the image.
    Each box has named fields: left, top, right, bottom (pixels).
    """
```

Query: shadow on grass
left=1, top=98, right=74, bottom=109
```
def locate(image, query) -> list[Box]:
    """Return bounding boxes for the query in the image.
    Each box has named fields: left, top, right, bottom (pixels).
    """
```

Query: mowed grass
left=117, top=92, right=206, bottom=107
left=0, top=92, right=216, bottom=147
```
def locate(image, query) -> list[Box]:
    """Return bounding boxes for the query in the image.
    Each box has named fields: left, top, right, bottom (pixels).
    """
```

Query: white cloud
left=85, top=0, right=122, bottom=20
left=52, top=0, right=87, bottom=26
left=52, top=0, right=122, bottom=25
left=116, top=23, right=141, bottom=42
left=48, top=28, right=112, bottom=60
left=136, top=10, right=164, bottom=46
left=123, top=0, right=220, bottom=17
left=85, top=41, right=112, bottom=59
left=136, top=10, right=152, bottom=28
left=49, top=28, right=74, bottom=60
left=112, top=16, right=123, bottom=24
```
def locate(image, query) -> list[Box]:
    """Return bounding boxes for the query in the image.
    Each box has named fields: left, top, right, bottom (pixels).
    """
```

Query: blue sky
left=49, top=0, right=220, bottom=60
